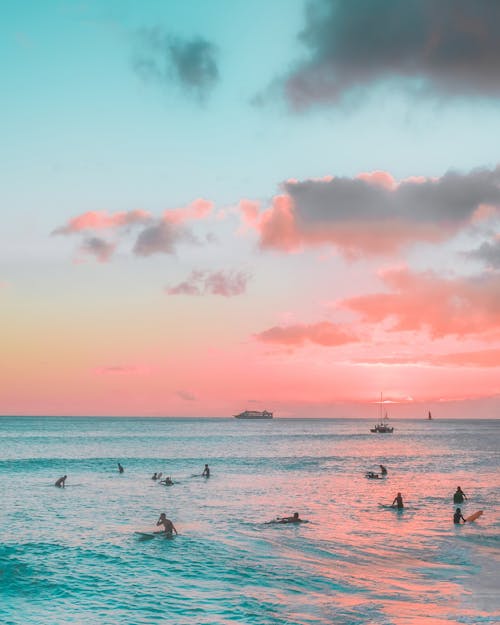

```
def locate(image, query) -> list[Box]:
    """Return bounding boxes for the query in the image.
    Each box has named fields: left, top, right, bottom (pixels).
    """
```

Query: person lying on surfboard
left=156, top=513, right=178, bottom=536
left=391, top=492, right=404, bottom=509
left=277, top=512, right=305, bottom=524
left=453, top=508, right=466, bottom=524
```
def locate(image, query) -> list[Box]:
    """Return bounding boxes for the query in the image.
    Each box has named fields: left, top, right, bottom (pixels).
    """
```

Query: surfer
left=453, top=487, right=467, bottom=504
left=202, top=464, right=210, bottom=478
left=118, top=463, right=124, bottom=474
left=156, top=513, right=178, bottom=537
left=454, top=508, right=466, bottom=524
left=366, top=471, right=380, bottom=479
left=277, top=512, right=304, bottom=524
left=152, top=472, right=158, bottom=480
left=391, top=492, right=404, bottom=509
left=161, top=476, right=174, bottom=485
left=54, top=475, right=67, bottom=488
left=379, top=465, right=387, bottom=475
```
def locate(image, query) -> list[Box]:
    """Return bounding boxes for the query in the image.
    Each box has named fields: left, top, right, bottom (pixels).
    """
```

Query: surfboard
left=465, top=510, right=483, bottom=522
left=135, top=531, right=163, bottom=538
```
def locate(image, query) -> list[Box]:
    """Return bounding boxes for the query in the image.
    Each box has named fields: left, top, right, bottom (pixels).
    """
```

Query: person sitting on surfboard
left=379, top=465, right=387, bottom=475
left=55, top=475, right=67, bottom=488
left=391, top=492, right=404, bottom=509
left=118, top=463, right=124, bottom=474
left=161, top=476, right=174, bottom=485
left=453, top=487, right=467, bottom=504
left=453, top=508, right=466, bottom=524
left=202, top=464, right=210, bottom=478
left=156, top=513, right=178, bottom=536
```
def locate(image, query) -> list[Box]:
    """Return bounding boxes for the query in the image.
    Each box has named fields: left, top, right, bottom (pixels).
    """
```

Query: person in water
left=152, top=472, right=158, bottom=480
left=118, top=463, right=124, bottom=474
left=453, top=486, right=467, bottom=504
left=162, top=476, right=174, bottom=485
left=391, top=492, right=404, bottom=509
left=278, top=512, right=304, bottom=524
left=156, top=513, right=178, bottom=536
left=55, top=475, right=67, bottom=488
left=366, top=471, right=380, bottom=479
left=379, top=465, right=387, bottom=475
left=202, top=464, right=210, bottom=478
left=454, top=508, right=466, bottom=524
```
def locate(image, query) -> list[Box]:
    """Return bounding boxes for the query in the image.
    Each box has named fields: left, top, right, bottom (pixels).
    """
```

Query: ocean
left=0, top=417, right=498, bottom=625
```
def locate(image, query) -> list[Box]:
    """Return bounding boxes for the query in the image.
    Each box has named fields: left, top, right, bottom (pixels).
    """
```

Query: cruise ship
left=234, top=410, right=273, bottom=419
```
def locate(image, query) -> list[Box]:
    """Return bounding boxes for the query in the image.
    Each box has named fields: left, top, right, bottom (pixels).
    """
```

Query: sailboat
left=370, top=394, right=394, bottom=433
left=428, top=411, right=432, bottom=420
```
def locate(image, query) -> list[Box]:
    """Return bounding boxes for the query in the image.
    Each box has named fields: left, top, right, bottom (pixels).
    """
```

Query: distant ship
left=234, top=410, right=273, bottom=419
left=428, top=411, right=432, bottom=420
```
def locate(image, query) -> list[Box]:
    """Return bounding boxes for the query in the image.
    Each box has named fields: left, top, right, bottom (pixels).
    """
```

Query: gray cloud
left=133, top=221, right=191, bottom=257
left=166, top=270, right=250, bottom=297
left=287, top=167, right=500, bottom=224
left=282, top=0, right=500, bottom=109
left=468, top=237, right=500, bottom=268
left=81, top=237, right=116, bottom=262
left=176, top=390, right=197, bottom=401
left=250, top=166, right=500, bottom=256
left=134, top=29, right=219, bottom=100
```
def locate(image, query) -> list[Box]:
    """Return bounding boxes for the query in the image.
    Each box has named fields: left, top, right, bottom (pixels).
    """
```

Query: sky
left=2, top=0, right=500, bottom=418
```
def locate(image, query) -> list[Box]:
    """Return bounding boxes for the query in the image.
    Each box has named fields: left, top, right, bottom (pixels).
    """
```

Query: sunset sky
left=2, top=0, right=500, bottom=417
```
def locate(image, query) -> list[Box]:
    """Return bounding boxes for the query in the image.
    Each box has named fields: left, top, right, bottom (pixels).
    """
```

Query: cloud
left=53, top=209, right=151, bottom=235
left=95, top=366, right=148, bottom=375
left=176, top=390, right=197, bottom=401
left=81, top=237, right=116, bottom=263
left=54, top=199, right=214, bottom=260
left=255, top=321, right=358, bottom=347
left=280, top=0, right=500, bottom=109
left=355, top=348, right=500, bottom=368
left=134, top=29, right=219, bottom=100
left=133, top=220, right=189, bottom=257
left=468, top=235, right=500, bottom=268
left=340, top=267, right=500, bottom=338
left=240, top=166, right=500, bottom=257
left=166, top=270, right=250, bottom=297
left=163, top=198, right=213, bottom=224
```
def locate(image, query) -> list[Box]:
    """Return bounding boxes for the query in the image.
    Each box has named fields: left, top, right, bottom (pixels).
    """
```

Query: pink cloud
left=239, top=166, right=500, bottom=257
left=54, top=209, right=151, bottom=234
left=163, top=198, right=213, bottom=224
left=255, top=321, right=358, bottom=347
left=356, top=170, right=396, bottom=189
left=340, top=267, right=500, bottom=338
left=353, top=348, right=500, bottom=368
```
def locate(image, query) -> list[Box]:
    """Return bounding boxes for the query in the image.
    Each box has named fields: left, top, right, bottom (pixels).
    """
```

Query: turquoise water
left=0, top=417, right=498, bottom=625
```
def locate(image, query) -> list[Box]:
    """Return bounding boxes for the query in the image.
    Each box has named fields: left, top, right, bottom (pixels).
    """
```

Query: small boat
left=428, top=411, right=432, bottom=420
left=234, top=410, right=273, bottom=419
left=370, top=422, right=394, bottom=433
left=370, top=394, right=394, bottom=433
